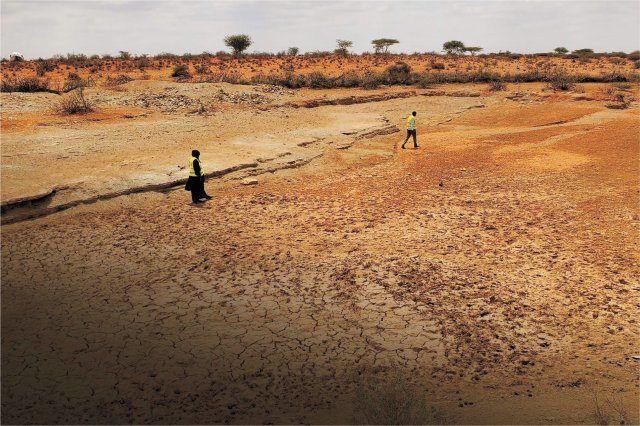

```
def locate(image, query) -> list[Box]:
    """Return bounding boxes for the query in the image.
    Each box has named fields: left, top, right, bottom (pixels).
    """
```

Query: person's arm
left=193, top=159, right=202, bottom=176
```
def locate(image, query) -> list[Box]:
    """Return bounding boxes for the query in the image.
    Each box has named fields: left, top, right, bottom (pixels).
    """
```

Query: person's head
left=412, top=111, right=417, bottom=116
left=192, top=149, right=200, bottom=158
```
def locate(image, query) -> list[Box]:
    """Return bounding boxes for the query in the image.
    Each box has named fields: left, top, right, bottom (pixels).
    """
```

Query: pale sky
left=1, top=0, right=639, bottom=59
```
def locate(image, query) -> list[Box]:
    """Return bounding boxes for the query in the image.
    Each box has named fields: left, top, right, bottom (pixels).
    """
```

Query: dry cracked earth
left=1, top=82, right=639, bottom=424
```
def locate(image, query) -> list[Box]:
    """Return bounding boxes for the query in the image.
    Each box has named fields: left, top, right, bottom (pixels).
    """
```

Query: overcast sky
left=1, top=0, right=639, bottom=59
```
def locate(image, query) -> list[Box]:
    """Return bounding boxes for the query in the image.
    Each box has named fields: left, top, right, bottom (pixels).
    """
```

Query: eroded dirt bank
left=1, top=83, right=639, bottom=424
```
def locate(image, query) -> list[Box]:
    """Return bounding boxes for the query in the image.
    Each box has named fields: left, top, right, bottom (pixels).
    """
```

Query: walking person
left=185, top=149, right=212, bottom=203
left=401, top=111, right=419, bottom=149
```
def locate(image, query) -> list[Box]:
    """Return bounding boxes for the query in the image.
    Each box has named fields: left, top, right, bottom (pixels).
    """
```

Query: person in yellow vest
left=185, top=149, right=212, bottom=203
left=401, top=111, right=419, bottom=149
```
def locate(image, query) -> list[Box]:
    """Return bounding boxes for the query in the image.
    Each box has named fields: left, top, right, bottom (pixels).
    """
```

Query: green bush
left=431, top=62, right=445, bottom=70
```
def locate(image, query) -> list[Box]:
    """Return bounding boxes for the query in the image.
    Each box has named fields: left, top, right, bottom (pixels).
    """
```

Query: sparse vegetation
left=353, top=368, right=445, bottom=425
left=55, top=88, right=93, bottom=114
left=224, top=34, right=252, bottom=56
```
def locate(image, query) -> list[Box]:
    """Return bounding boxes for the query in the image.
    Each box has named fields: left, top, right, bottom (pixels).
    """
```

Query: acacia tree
left=335, top=39, right=353, bottom=56
left=371, top=38, right=399, bottom=54
left=442, top=40, right=466, bottom=55
left=465, top=46, right=483, bottom=56
left=287, top=47, right=299, bottom=56
left=554, top=47, right=569, bottom=54
left=224, top=34, right=252, bottom=56
left=572, top=48, right=594, bottom=55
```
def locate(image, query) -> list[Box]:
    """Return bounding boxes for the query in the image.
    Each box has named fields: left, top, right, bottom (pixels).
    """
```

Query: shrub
left=0, top=76, right=52, bottom=92
left=353, top=369, right=443, bottom=425
left=104, top=74, right=132, bottom=86
left=287, top=47, right=299, bottom=56
left=306, top=71, right=334, bottom=88
left=431, top=62, right=445, bottom=70
left=489, top=81, right=507, bottom=91
left=171, top=64, right=191, bottom=78
left=385, top=61, right=412, bottom=84
left=635, top=60, right=640, bottom=69
left=62, top=72, right=88, bottom=92
left=362, top=73, right=383, bottom=89
left=55, top=88, right=93, bottom=114
left=136, top=57, right=151, bottom=69
left=335, top=71, right=362, bottom=88
left=35, top=60, right=56, bottom=76
left=628, top=51, right=640, bottom=61
left=194, top=64, right=211, bottom=74
left=547, top=74, right=576, bottom=91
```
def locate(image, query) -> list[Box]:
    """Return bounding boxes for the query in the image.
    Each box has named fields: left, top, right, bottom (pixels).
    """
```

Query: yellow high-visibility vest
left=189, top=156, right=203, bottom=177
left=407, top=115, right=416, bottom=130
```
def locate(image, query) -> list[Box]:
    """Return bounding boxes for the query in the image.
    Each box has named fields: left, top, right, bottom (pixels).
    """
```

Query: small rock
left=241, top=178, right=258, bottom=186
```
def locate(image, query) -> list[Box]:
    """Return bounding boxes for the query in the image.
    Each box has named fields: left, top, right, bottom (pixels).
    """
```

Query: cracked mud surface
left=2, top=83, right=639, bottom=424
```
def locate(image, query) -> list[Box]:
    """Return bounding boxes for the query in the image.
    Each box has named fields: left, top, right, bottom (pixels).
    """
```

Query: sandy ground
left=1, top=81, right=639, bottom=424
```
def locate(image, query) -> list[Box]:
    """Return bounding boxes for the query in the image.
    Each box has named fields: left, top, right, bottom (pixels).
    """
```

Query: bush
left=547, top=74, right=576, bottom=91
left=362, top=73, right=384, bottom=89
left=55, top=88, right=93, bottom=114
left=385, top=61, right=412, bottom=84
left=35, top=60, right=56, bottom=76
left=171, top=64, right=191, bottom=78
left=306, top=71, right=334, bottom=88
left=0, top=76, right=52, bottom=93
left=628, top=51, right=640, bottom=61
left=62, top=72, right=88, bottom=92
left=353, top=369, right=443, bottom=424
left=489, top=81, right=507, bottom=91
left=334, top=71, right=362, bottom=88
left=194, top=64, right=211, bottom=74
left=104, top=74, right=133, bottom=86
left=431, top=62, right=445, bottom=70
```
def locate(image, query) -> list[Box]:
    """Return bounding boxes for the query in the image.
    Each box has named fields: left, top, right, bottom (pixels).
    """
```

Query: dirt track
left=1, top=82, right=639, bottom=424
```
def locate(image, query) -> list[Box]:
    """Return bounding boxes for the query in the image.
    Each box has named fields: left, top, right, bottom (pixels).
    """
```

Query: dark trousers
left=186, top=176, right=209, bottom=202
left=402, top=129, right=417, bottom=147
